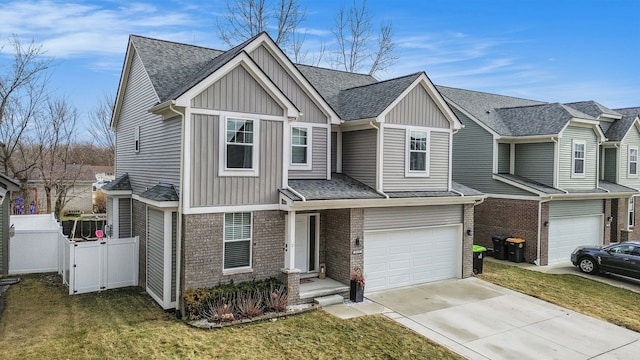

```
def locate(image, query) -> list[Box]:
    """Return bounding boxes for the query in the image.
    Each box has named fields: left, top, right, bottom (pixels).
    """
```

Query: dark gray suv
left=571, top=242, right=640, bottom=278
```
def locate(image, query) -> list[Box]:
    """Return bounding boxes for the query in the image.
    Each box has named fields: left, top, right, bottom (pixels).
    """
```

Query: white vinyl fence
left=9, top=214, right=62, bottom=274
left=61, top=236, right=139, bottom=295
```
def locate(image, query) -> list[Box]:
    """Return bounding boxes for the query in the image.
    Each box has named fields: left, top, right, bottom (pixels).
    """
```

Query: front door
left=294, top=214, right=318, bottom=273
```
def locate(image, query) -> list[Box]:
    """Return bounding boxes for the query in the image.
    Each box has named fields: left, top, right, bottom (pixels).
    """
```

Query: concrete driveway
left=366, top=278, right=640, bottom=360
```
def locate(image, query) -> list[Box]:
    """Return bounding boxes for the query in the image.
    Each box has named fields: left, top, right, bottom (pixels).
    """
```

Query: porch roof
left=102, top=173, right=131, bottom=191
left=281, top=174, right=481, bottom=201
left=495, top=173, right=639, bottom=196
left=140, top=183, right=179, bottom=201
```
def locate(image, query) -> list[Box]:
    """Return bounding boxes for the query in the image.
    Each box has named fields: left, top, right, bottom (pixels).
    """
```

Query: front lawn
left=0, top=274, right=461, bottom=359
left=479, top=261, right=640, bottom=332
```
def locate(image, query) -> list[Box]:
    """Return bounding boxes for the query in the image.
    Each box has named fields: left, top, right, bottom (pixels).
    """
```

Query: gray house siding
left=331, top=131, right=337, bottom=173
left=549, top=200, right=603, bottom=218
left=289, top=126, right=328, bottom=179
left=382, top=127, right=448, bottom=191
left=190, top=114, right=283, bottom=206
left=603, top=147, right=617, bottom=183
left=171, top=211, right=177, bottom=302
left=450, top=108, right=534, bottom=196
left=115, top=51, right=181, bottom=196
left=250, top=45, right=328, bottom=124
left=385, top=85, right=449, bottom=129
left=364, top=205, right=463, bottom=231
left=342, top=129, right=377, bottom=188
left=514, top=142, right=554, bottom=186
left=119, top=198, right=132, bottom=238
left=558, top=125, right=598, bottom=189
left=498, top=143, right=510, bottom=174
left=619, top=129, right=640, bottom=190
left=146, top=207, right=164, bottom=300
left=191, top=65, right=283, bottom=116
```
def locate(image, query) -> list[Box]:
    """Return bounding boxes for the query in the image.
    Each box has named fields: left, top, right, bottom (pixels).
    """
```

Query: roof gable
left=609, top=107, right=640, bottom=142
left=564, top=100, right=622, bottom=120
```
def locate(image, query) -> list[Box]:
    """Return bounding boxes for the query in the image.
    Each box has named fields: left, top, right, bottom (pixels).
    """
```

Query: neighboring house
left=104, top=33, right=483, bottom=311
left=0, top=173, right=20, bottom=274
left=27, top=165, right=113, bottom=215
left=437, top=86, right=638, bottom=265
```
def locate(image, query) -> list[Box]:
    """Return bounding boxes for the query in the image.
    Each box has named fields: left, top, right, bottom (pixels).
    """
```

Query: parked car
left=571, top=242, right=640, bottom=279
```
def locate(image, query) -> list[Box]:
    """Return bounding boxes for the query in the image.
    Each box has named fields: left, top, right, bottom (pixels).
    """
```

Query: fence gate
left=66, top=237, right=139, bottom=295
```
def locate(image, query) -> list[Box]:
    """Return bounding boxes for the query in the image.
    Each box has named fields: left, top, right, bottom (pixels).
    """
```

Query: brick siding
left=462, top=203, right=474, bottom=278
left=181, top=210, right=285, bottom=290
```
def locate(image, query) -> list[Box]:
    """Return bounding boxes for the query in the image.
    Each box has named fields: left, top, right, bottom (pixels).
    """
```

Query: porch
left=298, top=276, right=349, bottom=300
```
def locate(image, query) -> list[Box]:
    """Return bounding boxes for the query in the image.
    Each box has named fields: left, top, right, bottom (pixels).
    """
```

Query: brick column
left=281, top=268, right=300, bottom=305
left=462, top=203, right=474, bottom=278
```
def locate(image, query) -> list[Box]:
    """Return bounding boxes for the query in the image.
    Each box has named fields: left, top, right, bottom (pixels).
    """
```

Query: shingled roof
left=564, top=101, right=621, bottom=119
left=607, top=107, right=640, bottom=141
left=436, top=86, right=598, bottom=137
left=140, top=183, right=179, bottom=202
left=102, top=173, right=131, bottom=191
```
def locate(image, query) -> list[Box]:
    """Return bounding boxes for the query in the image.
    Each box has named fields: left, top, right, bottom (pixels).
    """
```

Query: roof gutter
left=369, top=120, right=389, bottom=199
left=168, top=102, right=184, bottom=317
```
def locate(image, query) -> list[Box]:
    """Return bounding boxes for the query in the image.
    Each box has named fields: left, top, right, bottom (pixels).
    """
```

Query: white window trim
left=629, top=146, right=638, bottom=177
left=571, top=140, right=586, bottom=178
left=405, top=128, right=430, bottom=178
left=290, top=124, right=312, bottom=171
left=222, top=212, right=253, bottom=271
left=629, top=197, right=635, bottom=229
left=219, top=115, right=260, bottom=177
left=134, top=126, right=140, bottom=153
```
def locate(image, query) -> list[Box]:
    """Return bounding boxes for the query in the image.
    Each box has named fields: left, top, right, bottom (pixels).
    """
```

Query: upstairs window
left=405, top=129, right=429, bottom=177
left=134, top=126, right=140, bottom=153
left=572, top=140, right=585, bottom=177
left=291, top=126, right=311, bottom=169
left=629, top=147, right=638, bottom=176
left=220, top=116, right=259, bottom=177
left=223, top=212, right=252, bottom=270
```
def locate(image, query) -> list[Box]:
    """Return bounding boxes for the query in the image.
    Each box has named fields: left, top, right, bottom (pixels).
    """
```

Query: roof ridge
left=130, top=34, right=225, bottom=52
left=614, top=106, right=640, bottom=111
left=436, top=84, right=546, bottom=104
left=295, top=63, right=376, bottom=78
left=342, top=72, right=421, bottom=92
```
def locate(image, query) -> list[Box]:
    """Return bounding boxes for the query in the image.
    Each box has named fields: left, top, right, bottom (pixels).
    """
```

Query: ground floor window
left=629, top=197, right=635, bottom=228
left=223, top=212, right=252, bottom=270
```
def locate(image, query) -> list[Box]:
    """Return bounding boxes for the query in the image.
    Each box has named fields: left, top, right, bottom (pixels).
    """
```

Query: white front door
left=295, top=214, right=318, bottom=273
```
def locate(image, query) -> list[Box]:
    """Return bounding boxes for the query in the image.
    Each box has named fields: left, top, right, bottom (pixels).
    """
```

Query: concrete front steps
left=314, top=294, right=344, bottom=307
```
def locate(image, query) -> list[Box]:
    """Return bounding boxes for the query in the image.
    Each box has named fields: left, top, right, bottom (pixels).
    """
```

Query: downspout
left=168, top=102, right=184, bottom=318
left=451, top=189, right=465, bottom=197
left=369, top=121, right=389, bottom=199
left=550, top=137, right=569, bottom=193
left=535, top=200, right=542, bottom=265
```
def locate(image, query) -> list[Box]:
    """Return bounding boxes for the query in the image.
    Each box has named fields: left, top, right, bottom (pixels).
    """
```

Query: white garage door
left=364, top=225, right=461, bottom=292
left=548, top=215, right=602, bottom=263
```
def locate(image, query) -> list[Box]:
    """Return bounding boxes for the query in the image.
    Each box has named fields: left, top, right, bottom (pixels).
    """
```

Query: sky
left=1, top=0, right=638, bottom=134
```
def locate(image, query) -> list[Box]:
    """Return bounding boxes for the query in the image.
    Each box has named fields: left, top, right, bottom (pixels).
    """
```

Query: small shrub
left=264, top=286, right=288, bottom=313
left=236, top=290, right=263, bottom=318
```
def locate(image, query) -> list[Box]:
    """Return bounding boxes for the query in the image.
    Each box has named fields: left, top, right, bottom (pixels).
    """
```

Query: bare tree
left=216, top=0, right=306, bottom=55
left=87, top=93, right=115, bottom=165
left=332, top=0, right=397, bottom=76
left=35, top=98, right=81, bottom=218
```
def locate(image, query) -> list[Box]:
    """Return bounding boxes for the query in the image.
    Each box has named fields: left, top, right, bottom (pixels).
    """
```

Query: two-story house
left=104, top=33, right=484, bottom=311
left=437, top=86, right=638, bottom=265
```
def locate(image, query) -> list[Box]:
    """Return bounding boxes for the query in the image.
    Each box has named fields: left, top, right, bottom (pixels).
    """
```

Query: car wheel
left=578, top=257, right=598, bottom=274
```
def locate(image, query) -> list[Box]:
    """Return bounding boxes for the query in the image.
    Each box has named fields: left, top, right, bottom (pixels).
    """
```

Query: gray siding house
left=105, top=33, right=483, bottom=311
left=437, top=86, right=639, bottom=265
left=0, top=174, right=20, bottom=275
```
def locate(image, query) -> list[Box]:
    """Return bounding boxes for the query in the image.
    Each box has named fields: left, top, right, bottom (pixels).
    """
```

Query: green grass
left=0, top=274, right=462, bottom=359
left=479, top=261, right=640, bottom=332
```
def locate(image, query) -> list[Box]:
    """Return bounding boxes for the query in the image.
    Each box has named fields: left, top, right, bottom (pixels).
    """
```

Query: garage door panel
left=364, top=225, right=460, bottom=292
left=549, top=215, right=602, bottom=263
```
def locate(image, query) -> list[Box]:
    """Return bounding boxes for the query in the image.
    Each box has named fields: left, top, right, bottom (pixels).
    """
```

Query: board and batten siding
left=549, top=200, right=603, bottom=218
left=382, top=127, right=449, bottom=191
left=619, top=128, right=640, bottom=190
left=364, top=205, right=463, bottom=231
left=115, top=51, right=181, bottom=196
left=171, top=212, right=177, bottom=302
left=189, top=114, right=283, bottom=207
left=191, top=65, right=283, bottom=116
left=558, top=125, right=598, bottom=189
left=514, top=142, right=554, bottom=186
left=119, top=198, right=132, bottom=238
left=331, top=132, right=337, bottom=173
left=603, top=147, right=617, bottom=183
left=146, top=207, right=164, bottom=301
left=250, top=45, right=327, bottom=124
left=450, top=108, right=534, bottom=196
left=385, top=85, right=449, bottom=129
left=342, top=129, right=377, bottom=188
left=497, top=143, right=510, bottom=173
left=289, top=126, right=328, bottom=179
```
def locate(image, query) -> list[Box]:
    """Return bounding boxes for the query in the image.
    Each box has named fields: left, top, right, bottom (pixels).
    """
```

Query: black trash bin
left=506, top=237, right=526, bottom=263
left=473, top=245, right=487, bottom=274
left=491, top=235, right=512, bottom=260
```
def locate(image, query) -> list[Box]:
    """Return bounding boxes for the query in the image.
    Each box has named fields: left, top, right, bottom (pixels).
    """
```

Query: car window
left=631, top=246, right=640, bottom=256
left=610, top=245, right=634, bottom=255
